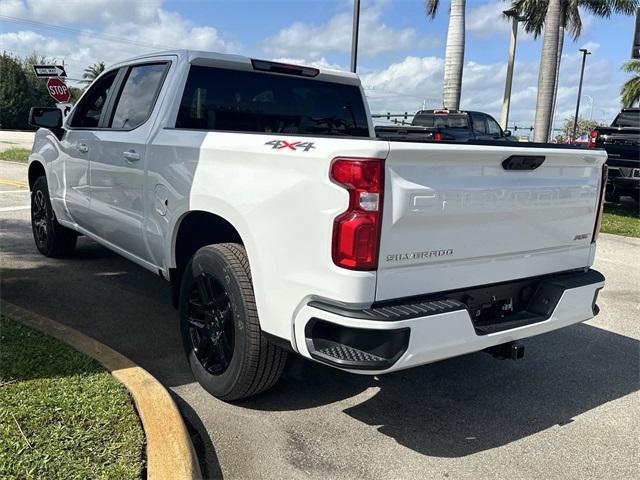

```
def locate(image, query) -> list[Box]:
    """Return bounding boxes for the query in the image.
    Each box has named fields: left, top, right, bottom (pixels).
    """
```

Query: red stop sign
left=46, top=77, right=70, bottom=103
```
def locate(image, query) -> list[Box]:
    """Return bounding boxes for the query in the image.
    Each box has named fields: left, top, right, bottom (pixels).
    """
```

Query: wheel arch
left=171, top=210, right=247, bottom=274
left=28, top=160, right=46, bottom=190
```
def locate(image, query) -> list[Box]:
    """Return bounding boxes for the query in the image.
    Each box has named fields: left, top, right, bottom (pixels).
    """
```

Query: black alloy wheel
left=31, top=189, right=48, bottom=250
left=30, top=175, right=77, bottom=257
left=187, top=272, right=235, bottom=375
left=178, top=243, right=287, bottom=400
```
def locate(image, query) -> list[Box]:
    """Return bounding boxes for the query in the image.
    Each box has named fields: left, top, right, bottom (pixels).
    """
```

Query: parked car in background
left=589, top=108, right=640, bottom=202
left=375, top=109, right=514, bottom=142
left=28, top=50, right=606, bottom=401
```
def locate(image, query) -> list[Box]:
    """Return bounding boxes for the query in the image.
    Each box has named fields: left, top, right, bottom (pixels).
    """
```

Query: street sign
left=46, top=77, right=70, bottom=103
left=33, top=64, right=67, bottom=78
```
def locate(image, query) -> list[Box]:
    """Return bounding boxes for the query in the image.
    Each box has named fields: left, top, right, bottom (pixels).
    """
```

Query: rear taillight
left=330, top=157, right=384, bottom=270
left=592, top=164, right=608, bottom=243
left=433, top=131, right=443, bottom=141
left=588, top=129, right=598, bottom=148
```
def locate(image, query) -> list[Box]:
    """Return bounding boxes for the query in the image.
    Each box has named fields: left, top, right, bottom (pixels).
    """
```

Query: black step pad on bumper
left=313, top=340, right=387, bottom=367
left=305, top=320, right=410, bottom=370
left=307, top=298, right=466, bottom=321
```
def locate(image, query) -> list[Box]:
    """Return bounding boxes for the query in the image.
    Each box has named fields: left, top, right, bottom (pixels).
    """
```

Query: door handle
left=123, top=150, right=141, bottom=162
left=77, top=143, right=89, bottom=153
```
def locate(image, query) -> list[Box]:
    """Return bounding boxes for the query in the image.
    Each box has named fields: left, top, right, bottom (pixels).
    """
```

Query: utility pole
left=500, top=14, right=519, bottom=131
left=572, top=48, right=590, bottom=142
left=350, top=0, right=361, bottom=73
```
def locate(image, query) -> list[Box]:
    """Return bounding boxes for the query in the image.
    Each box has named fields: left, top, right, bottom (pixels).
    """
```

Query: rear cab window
left=412, top=113, right=469, bottom=129
left=175, top=66, right=369, bottom=137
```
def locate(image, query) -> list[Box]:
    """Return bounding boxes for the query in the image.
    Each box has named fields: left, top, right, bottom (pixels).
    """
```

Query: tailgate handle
left=502, top=155, right=545, bottom=171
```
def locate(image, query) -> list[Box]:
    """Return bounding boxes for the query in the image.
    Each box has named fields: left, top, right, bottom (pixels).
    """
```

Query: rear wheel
left=604, top=185, right=621, bottom=204
left=31, top=176, right=78, bottom=257
left=179, top=243, right=287, bottom=401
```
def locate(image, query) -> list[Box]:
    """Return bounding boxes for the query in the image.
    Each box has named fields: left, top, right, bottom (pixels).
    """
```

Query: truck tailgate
left=376, top=142, right=607, bottom=301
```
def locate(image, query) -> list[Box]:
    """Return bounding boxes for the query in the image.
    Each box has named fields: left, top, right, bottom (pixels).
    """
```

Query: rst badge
left=265, top=140, right=316, bottom=152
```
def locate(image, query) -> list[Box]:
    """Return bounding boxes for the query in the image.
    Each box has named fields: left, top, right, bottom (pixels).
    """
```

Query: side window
left=110, top=63, right=167, bottom=130
left=470, top=113, right=487, bottom=135
left=486, top=115, right=502, bottom=136
left=68, top=71, right=117, bottom=128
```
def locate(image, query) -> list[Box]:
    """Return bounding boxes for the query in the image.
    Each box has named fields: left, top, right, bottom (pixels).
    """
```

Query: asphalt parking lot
left=1, top=159, right=638, bottom=480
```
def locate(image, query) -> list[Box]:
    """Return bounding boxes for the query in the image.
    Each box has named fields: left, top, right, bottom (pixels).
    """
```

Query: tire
left=31, top=176, right=78, bottom=257
left=604, top=185, right=620, bottom=204
left=179, top=243, right=287, bottom=401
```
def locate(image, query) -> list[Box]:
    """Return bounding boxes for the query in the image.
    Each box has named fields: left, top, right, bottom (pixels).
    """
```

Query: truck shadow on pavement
left=1, top=225, right=638, bottom=466
left=246, top=324, right=639, bottom=458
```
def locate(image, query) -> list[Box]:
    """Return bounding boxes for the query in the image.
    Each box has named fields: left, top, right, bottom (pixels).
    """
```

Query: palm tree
left=621, top=60, right=640, bottom=107
left=426, top=0, right=466, bottom=110
left=80, top=61, right=105, bottom=85
left=499, top=10, right=520, bottom=130
left=504, top=0, right=638, bottom=141
left=531, top=0, right=562, bottom=141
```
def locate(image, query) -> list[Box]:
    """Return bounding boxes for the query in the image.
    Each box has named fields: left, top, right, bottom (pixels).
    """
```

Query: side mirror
left=29, top=107, right=63, bottom=129
left=504, top=130, right=512, bottom=137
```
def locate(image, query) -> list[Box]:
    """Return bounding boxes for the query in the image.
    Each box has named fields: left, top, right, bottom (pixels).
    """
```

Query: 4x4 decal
left=265, top=140, right=316, bottom=152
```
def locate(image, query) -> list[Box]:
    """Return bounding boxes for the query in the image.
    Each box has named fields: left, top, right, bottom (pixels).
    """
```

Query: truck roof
left=108, top=49, right=361, bottom=86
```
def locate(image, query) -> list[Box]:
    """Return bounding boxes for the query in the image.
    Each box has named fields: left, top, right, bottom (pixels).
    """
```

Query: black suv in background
left=375, top=109, right=514, bottom=142
left=589, top=108, right=640, bottom=203
left=590, top=108, right=640, bottom=202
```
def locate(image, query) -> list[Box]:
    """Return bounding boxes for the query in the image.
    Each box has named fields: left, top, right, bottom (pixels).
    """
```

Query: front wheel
left=179, top=243, right=287, bottom=401
left=31, top=176, right=78, bottom=257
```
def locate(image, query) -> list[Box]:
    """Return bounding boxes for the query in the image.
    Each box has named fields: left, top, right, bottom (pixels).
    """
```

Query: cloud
left=262, top=1, right=439, bottom=59
left=0, top=0, right=162, bottom=24
left=356, top=47, right=618, bottom=127
left=0, top=7, right=239, bottom=82
left=466, top=1, right=513, bottom=38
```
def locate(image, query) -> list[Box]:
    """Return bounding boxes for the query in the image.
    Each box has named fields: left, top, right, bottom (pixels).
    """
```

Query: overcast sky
left=0, top=0, right=636, bottom=128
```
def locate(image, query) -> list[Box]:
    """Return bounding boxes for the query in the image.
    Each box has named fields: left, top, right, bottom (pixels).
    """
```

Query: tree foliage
left=504, top=0, right=638, bottom=40
left=561, top=115, right=603, bottom=139
left=0, top=53, right=54, bottom=129
left=620, top=60, right=640, bottom=108
left=0, top=53, right=88, bottom=129
left=81, top=62, right=105, bottom=85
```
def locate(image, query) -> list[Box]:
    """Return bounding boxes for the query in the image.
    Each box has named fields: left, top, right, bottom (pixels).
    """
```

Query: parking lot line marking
left=0, top=190, right=30, bottom=194
left=0, top=206, right=30, bottom=212
left=0, top=178, right=28, bottom=189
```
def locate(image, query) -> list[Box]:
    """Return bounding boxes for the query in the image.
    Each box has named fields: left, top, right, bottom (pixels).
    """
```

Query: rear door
left=89, top=61, right=170, bottom=261
left=375, top=142, right=607, bottom=301
left=470, top=112, right=491, bottom=140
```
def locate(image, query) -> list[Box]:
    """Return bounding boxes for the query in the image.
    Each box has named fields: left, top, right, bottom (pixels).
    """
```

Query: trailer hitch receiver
left=484, top=341, right=525, bottom=361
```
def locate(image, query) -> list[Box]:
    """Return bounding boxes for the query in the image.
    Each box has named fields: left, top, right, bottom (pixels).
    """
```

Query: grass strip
left=0, top=316, right=145, bottom=479
left=0, top=148, right=30, bottom=163
left=601, top=203, right=640, bottom=238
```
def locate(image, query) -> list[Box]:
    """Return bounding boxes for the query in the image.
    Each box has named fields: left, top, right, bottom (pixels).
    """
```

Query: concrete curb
left=2, top=301, right=202, bottom=480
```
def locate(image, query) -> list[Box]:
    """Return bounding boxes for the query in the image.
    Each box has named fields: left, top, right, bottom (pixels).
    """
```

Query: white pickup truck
left=28, top=50, right=607, bottom=400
